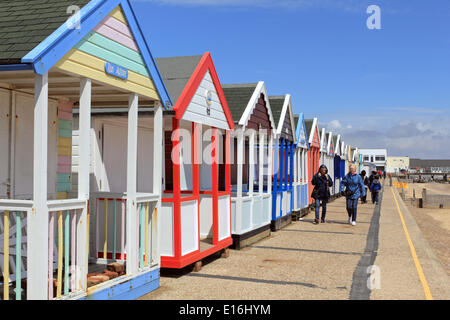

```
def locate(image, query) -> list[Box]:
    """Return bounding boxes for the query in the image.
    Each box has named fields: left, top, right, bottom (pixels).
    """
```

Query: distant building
left=359, top=148, right=387, bottom=172
left=409, top=159, right=450, bottom=173
left=386, top=156, right=410, bottom=174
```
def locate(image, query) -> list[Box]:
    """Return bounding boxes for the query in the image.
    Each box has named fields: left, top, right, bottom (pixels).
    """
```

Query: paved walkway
left=140, top=183, right=449, bottom=300
left=371, top=185, right=450, bottom=300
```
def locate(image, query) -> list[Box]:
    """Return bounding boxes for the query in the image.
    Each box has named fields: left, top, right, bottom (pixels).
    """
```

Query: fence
left=90, top=193, right=159, bottom=270
left=0, top=200, right=33, bottom=300
left=47, top=199, right=87, bottom=300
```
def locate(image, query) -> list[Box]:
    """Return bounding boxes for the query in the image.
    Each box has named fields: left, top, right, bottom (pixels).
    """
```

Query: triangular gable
left=308, top=118, right=320, bottom=148
left=320, top=128, right=327, bottom=153
left=328, top=132, right=335, bottom=156
left=174, top=52, right=234, bottom=131
left=334, top=135, right=341, bottom=156
left=339, top=139, right=344, bottom=156
left=276, top=94, right=296, bottom=142
left=22, top=0, right=171, bottom=107
left=295, top=113, right=309, bottom=150
left=239, top=81, right=276, bottom=132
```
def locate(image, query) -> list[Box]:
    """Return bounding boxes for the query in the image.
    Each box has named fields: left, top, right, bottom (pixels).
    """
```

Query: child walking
left=370, top=176, right=382, bottom=204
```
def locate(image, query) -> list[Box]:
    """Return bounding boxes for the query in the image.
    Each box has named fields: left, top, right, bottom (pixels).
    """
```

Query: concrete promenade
left=140, top=183, right=449, bottom=300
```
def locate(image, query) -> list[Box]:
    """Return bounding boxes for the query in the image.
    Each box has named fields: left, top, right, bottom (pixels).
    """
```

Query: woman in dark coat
left=311, top=164, right=333, bottom=224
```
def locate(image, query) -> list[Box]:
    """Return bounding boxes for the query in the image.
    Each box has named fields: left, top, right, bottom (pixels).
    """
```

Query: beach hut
left=292, top=114, right=310, bottom=219
left=0, top=0, right=170, bottom=300
left=305, top=118, right=320, bottom=205
left=333, top=135, right=342, bottom=196
left=326, top=131, right=336, bottom=197
left=269, top=95, right=297, bottom=230
left=221, top=82, right=276, bottom=249
left=319, top=127, right=327, bottom=167
left=156, top=54, right=235, bottom=268
left=74, top=53, right=234, bottom=270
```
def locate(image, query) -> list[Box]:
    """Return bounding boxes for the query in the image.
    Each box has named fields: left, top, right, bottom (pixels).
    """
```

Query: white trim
left=334, top=134, right=341, bottom=156
left=236, top=129, right=243, bottom=233
left=275, top=94, right=296, bottom=143
left=239, top=81, right=277, bottom=131
left=320, top=127, right=327, bottom=153
left=248, top=130, right=255, bottom=197
left=28, top=72, right=49, bottom=300
left=153, top=102, right=163, bottom=267
left=258, top=132, right=265, bottom=195
left=268, top=133, right=273, bottom=194
left=126, top=93, right=139, bottom=275
left=308, top=117, right=318, bottom=145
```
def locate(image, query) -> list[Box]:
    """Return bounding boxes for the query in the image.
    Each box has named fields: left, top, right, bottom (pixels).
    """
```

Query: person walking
left=369, top=170, right=377, bottom=185
left=340, top=163, right=366, bottom=226
left=311, top=164, right=333, bottom=224
left=360, top=170, right=369, bottom=204
left=370, top=176, right=382, bottom=204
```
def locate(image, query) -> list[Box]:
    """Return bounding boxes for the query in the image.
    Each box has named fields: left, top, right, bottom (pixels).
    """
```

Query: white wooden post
left=153, top=101, right=163, bottom=266
left=304, top=149, right=308, bottom=187
left=77, top=78, right=91, bottom=291
left=9, top=92, right=16, bottom=198
left=293, top=147, right=297, bottom=185
left=248, top=130, right=255, bottom=197
left=300, top=149, right=304, bottom=184
left=268, top=133, right=273, bottom=193
left=236, top=129, right=243, bottom=233
left=258, top=132, right=264, bottom=195
left=28, top=72, right=49, bottom=300
left=126, top=93, right=138, bottom=275
left=299, top=149, right=302, bottom=184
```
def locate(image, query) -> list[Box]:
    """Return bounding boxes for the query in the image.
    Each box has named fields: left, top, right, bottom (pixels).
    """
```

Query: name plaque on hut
left=105, top=62, right=128, bottom=80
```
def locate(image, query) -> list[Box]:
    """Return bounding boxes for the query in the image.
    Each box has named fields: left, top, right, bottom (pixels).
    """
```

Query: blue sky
left=132, top=0, right=450, bottom=159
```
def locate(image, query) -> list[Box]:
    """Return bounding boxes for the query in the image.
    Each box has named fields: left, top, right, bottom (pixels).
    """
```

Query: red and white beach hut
left=156, top=53, right=235, bottom=269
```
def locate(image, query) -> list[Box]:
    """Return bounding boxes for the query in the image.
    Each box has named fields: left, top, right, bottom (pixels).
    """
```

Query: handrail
left=0, top=199, right=34, bottom=212
left=136, top=193, right=159, bottom=203
left=47, top=199, right=87, bottom=212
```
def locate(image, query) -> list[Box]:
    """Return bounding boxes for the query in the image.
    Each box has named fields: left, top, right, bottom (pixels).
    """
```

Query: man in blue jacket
left=311, top=164, right=333, bottom=224
left=340, top=164, right=366, bottom=226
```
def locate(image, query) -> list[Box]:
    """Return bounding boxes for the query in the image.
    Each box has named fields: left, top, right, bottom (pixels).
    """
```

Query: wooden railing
left=91, top=193, right=159, bottom=269
left=47, top=199, right=87, bottom=300
left=0, top=200, right=33, bottom=300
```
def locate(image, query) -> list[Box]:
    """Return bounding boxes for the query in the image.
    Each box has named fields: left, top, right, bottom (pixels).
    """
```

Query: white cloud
left=340, top=118, right=450, bottom=159
left=328, top=119, right=342, bottom=130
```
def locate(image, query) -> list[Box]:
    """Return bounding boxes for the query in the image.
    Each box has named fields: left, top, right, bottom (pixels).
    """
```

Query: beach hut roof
left=0, top=0, right=90, bottom=63
left=156, top=53, right=234, bottom=130
left=222, top=82, right=276, bottom=130
left=155, top=55, right=203, bottom=104
left=222, top=83, right=258, bottom=122
left=268, top=95, right=285, bottom=126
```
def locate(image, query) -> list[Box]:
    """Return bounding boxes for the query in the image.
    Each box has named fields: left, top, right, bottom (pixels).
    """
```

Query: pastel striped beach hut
left=0, top=0, right=170, bottom=300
